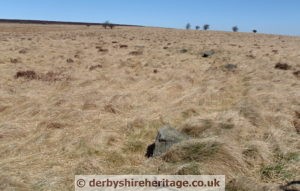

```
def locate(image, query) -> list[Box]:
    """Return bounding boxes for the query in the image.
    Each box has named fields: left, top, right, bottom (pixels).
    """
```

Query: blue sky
left=1, top=0, right=300, bottom=35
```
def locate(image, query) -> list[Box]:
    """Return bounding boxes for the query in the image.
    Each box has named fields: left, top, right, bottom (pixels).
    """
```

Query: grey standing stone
left=223, top=64, right=237, bottom=71
left=201, top=50, right=215, bottom=58
left=145, top=126, right=189, bottom=157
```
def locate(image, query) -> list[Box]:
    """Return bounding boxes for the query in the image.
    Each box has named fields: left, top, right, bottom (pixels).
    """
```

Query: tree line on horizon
left=101, top=20, right=258, bottom=34
left=186, top=23, right=257, bottom=33
left=103, top=21, right=114, bottom=29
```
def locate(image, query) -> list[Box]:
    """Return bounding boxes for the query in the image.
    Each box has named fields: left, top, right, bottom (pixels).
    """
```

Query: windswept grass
left=0, top=23, right=299, bottom=190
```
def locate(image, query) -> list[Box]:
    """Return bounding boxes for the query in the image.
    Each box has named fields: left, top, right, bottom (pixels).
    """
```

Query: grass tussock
left=14, top=70, right=69, bottom=82
left=162, top=140, right=221, bottom=162
left=260, top=163, right=292, bottom=182
left=180, top=118, right=214, bottom=137
left=104, top=151, right=125, bottom=167
left=129, top=50, right=143, bottom=56
left=259, top=151, right=299, bottom=182
left=175, top=162, right=202, bottom=175
left=15, top=70, right=37, bottom=80
left=226, top=177, right=279, bottom=191
left=180, top=117, right=235, bottom=138
left=236, top=99, right=263, bottom=127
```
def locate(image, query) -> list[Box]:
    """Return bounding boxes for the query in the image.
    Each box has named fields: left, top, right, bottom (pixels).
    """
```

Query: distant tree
left=109, top=23, right=115, bottom=29
left=186, top=23, right=191, bottom=30
left=195, top=25, right=200, bottom=30
left=103, top=21, right=115, bottom=29
left=232, top=26, right=239, bottom=32
left=103, top=21, right=110, bottom=29
left=253, top=29, right=257, bottom=33
left=203, top=24, right=210, bottom=30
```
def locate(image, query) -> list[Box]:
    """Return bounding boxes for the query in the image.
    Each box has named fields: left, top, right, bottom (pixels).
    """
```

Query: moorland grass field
left=0, top=23, right=299, bottom=190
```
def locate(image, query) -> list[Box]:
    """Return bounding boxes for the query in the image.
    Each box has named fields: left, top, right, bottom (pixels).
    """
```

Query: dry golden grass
left=0, top=23, right=299, bottom=190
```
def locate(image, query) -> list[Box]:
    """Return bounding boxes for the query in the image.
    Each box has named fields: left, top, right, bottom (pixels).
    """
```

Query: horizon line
left=0, top=18, right=299, bottom=37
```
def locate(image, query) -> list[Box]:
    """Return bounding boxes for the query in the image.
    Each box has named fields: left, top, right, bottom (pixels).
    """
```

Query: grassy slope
left=0, top=23, right=299, bottom=190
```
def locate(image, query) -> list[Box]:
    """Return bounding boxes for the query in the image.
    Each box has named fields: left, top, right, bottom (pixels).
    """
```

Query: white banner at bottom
left=75, top=175, right=225, bottom=191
